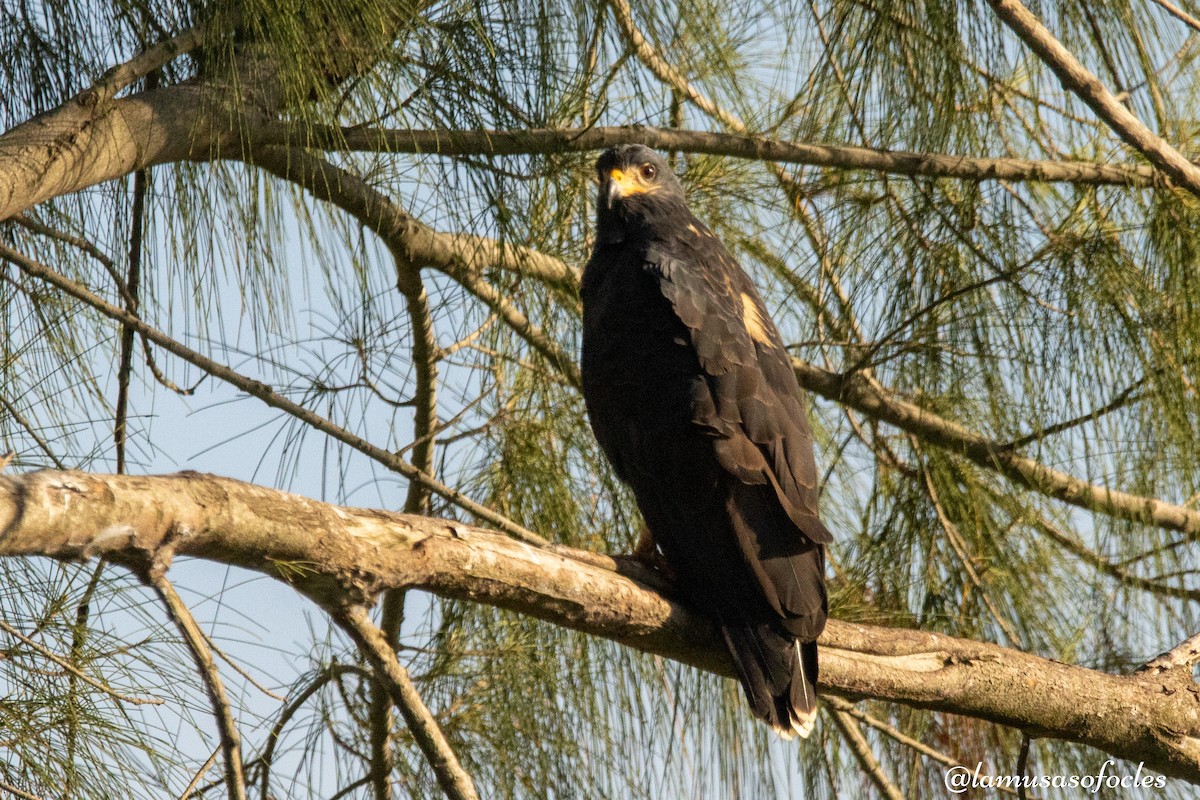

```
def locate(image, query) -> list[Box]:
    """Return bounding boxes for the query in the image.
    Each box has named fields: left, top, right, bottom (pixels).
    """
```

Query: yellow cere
left=609, top=167, right=656, bottom=197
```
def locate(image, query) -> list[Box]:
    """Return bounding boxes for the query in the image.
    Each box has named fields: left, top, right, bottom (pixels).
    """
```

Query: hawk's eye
left=640, top=164, right=658, bottom=181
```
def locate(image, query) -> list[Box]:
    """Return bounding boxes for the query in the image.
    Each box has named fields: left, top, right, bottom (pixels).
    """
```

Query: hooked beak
left=604, top=172, right=624, bottom=208
left=603, top=168, right=643, bottom=208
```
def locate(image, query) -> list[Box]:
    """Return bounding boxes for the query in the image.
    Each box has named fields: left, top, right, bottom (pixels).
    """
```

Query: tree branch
left=333, top=605, right=479, bottom=800
left=986, top=0, right=1200, bottom=197
left=792, top=361, right=1200, bottom=537
left=1140, top=632, right=1200, bottom=676
left=2, top=470, right=1199, bottom=782
left=828, top=707, right=907, bottom=800
left=151, top=574, right=248, bottom=800
left=0, top=241, right=546, bottom=546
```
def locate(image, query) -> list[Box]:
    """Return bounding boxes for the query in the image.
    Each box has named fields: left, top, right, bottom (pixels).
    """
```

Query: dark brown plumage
left=580, top=144, right=830, bottom=738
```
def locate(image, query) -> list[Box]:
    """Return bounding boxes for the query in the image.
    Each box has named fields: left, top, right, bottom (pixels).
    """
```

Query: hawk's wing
left=645, top=224, right=832, bottom=549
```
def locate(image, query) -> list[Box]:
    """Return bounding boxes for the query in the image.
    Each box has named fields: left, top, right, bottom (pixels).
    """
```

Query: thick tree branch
left=0, top=81, right=232, bottom=222
left=0, top=93, right=1164, bottom=228
left=986, top=0, right=1200, bottom=197
left=1141, top=632, right=1200, bottom=676
left=2, top=470, right=1199, bottom=782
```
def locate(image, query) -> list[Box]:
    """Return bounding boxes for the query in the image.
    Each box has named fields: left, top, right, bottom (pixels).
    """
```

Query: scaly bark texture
left=2, top=469, right=1199, bottom=782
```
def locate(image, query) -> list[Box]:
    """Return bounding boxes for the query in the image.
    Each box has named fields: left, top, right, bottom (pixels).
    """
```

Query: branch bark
left=2, top=470, right=1199, bottom=783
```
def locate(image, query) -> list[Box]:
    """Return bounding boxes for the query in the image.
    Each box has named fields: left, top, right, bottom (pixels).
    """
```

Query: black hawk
left=581, top=145, right=831, bottom=738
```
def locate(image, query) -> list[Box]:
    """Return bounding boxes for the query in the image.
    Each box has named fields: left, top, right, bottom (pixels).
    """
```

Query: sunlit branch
left=5, top=469, right=1197, bottom=780
left=1151, top=0, right=1200, bottom=34
left=332, top=605, right=479, bottom=800
left=1140, top=632, right=1200, bottom=674
left=150, top=574, right=247, bottom=800
left=0, top=242, right=546, bottom=546
left=257, top=122, right=1162, bottom=189
left=1032, top=516, right=1200, bottom=603
left=987, top=0, right=1200, bottom=197
left=792, top=360, right=1200, bottom=537
left=824, top=696, right=1023, bottom=797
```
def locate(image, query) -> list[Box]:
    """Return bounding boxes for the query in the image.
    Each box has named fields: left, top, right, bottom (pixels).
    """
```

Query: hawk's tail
left=721, top=622, right=818, bottom=739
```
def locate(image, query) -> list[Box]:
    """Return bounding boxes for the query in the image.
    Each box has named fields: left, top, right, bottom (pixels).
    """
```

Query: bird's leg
left=630, top=523, right=676, bottom=582
left=632, top=523, right=656, bottom=560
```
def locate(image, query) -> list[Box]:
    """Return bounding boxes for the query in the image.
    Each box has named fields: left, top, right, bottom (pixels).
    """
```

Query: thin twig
left=333, top=605, right=480, bottom=800
left=0, top=779, right=48, bottom=800
left=1003, top=376, right=1148, bottom=450
left=1017, top=733, right=1032, bottom=800
left=1032, top=516, right=1200, bottom=602
left=178, top=747, right=220, bottom=800
left=0, top=395, right=65, bottom=469
left=151, top=574, right=247, bottom=800
left=0, top=242, right=546, bottom=546
left=0, top=618, right=162, bottom=705
left=116, top=129, right=152, bottom=474
left=64, top=560, right=105, bottom=795
left=1150, top=0, right=1200, bottom=34
left=205, top=634, right=287, bottom=702
left=827, top=706, right=907, bottom=800
left=85, top=15, right=232, bottom=105
left=917, top=449, right=1022, bottom=645
left=256, top=663, right=371, bottom=798
left=823, top=696, right=1025, bottom=797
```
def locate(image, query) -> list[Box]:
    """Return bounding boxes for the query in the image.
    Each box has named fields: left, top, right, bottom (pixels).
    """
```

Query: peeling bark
left=2, top=469, right=1199, bottom=783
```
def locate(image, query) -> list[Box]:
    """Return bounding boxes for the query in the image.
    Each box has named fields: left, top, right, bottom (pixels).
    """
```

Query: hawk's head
left=594, top=145, right=687, bottom=236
